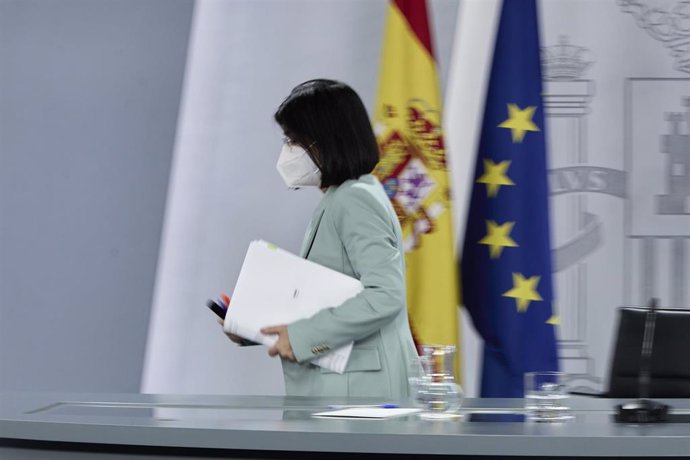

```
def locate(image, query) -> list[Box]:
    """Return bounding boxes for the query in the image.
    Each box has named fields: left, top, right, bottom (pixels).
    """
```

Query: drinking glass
left=524, top=371, right=572, bottom=422
left=414, top=345, right=463, bottom=420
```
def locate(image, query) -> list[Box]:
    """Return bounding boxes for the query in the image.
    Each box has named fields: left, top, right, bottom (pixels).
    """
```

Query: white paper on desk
left=312, top=408, right=421, bottom=419
left=224, top=240, right=363, bottom=373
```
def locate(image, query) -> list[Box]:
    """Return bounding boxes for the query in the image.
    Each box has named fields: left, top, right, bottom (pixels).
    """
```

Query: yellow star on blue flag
left=498, top=103, right=540, bottom=143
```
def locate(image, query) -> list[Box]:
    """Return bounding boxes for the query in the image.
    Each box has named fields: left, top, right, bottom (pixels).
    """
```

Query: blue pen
left=327, top=404, right=400, bottom=409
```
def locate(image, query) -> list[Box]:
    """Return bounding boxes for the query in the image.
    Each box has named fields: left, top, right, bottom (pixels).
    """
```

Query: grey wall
left=0, top=0, right=194, bottom=391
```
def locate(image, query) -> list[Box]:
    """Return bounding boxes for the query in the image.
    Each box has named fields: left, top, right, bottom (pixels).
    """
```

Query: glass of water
left=414, top=345, right=463, bottom=420
left=524, top=371, right=572, bottom=422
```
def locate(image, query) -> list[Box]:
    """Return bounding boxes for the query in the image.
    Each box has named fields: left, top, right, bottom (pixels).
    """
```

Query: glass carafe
left=415, top=345, right=463, bottom=419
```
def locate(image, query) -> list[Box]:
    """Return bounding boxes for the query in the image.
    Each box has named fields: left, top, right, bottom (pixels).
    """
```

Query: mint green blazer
left=284, top=174, right=419, bottom=398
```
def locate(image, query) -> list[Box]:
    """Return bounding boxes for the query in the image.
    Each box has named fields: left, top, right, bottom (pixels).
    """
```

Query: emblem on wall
left=542, top=36, right=603, bottom=391
left=626, top=80, right=690, bottom=309
left=619, top=0, right=690, bottom=74
left=541, top=28, right=690, bottom=392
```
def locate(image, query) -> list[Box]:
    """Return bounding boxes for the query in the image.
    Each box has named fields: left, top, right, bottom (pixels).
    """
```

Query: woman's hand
left=218, top=318, right=244, bottom=345
left=261, top=324, right=296, bottom=362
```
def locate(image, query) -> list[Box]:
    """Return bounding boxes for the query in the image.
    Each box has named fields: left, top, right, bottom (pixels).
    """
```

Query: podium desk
left=1, top=392, right=690, bottom=459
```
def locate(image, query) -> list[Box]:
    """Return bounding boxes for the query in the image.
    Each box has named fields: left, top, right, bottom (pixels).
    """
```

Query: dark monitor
left=608, top=307, right=690, bottom=398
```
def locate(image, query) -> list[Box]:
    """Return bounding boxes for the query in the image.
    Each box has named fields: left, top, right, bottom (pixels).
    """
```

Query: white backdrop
left=142, top=0, right=690, bottom=397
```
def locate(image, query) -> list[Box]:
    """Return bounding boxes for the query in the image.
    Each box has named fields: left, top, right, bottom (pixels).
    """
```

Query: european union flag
left=461, top=0, right=559, bottom=397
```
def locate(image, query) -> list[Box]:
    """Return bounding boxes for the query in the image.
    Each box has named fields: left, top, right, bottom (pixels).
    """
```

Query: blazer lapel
left=299, top=188, right=334, bottom=258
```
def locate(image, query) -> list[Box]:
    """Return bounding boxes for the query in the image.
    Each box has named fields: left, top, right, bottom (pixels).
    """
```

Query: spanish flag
left=373, top=0, right=460, bottom=377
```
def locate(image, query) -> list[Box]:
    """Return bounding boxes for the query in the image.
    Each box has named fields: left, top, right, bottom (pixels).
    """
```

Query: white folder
left=224, top=240, right=363, bottom=373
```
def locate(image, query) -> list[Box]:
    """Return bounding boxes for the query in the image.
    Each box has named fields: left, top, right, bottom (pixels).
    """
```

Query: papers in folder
left=223, top=240, right=363, bottom=373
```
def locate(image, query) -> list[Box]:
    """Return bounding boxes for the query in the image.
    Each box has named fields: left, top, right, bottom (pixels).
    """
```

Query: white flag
left=443, top=0, right=501, bottom=397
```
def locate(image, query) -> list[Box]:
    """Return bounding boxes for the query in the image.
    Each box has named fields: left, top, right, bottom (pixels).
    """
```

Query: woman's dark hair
left=274, top=79, right=380, bottom=188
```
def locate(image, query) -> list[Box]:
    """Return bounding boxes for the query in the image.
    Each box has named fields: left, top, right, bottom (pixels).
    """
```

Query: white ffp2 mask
left=276, top=143, right=321, bottom=188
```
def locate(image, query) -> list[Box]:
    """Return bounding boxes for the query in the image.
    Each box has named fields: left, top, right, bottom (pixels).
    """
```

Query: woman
left=229, top=79, right=418, bottom=398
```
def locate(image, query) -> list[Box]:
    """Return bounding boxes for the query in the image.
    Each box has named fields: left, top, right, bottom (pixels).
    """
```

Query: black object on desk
left=608, top=303, right=690, bottom=398
left=467, top=412, right=525, bottom=423
left=613, top=298, right=670, bottom=423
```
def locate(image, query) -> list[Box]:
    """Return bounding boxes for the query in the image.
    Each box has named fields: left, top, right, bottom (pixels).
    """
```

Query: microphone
left=615, top=298, right=670, bottom=423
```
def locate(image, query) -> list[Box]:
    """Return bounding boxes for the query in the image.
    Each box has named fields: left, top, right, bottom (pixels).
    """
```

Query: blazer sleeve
left=287, top=185, right=405, bottom=363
